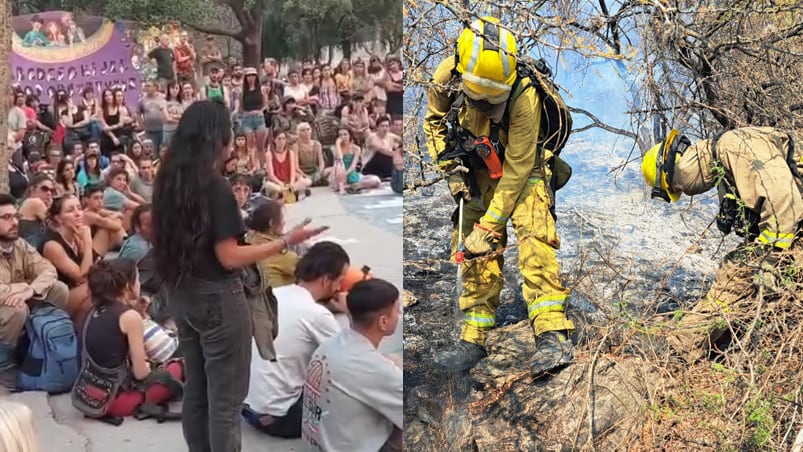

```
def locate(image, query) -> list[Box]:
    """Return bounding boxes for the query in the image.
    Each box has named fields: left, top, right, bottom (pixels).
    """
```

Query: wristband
left=474, top=223, right=502, bottom=238
left=279, top=235, right=290, bottom=249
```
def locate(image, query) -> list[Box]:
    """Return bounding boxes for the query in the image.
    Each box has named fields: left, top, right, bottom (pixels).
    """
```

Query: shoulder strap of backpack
left=80, top=308, right=94, bottom=361
left=785, top=132, right=802, bottom=182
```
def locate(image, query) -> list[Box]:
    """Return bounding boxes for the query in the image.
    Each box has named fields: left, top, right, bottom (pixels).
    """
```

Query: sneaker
left=433, top=340, right=487, bottom=372
left=530, top=330, right=574, bottom=376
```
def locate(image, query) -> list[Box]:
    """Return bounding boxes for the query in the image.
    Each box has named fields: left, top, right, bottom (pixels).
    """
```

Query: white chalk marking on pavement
left=362, top=198, right=403, bottom=209
left=310, top=236, right=361, bottom=245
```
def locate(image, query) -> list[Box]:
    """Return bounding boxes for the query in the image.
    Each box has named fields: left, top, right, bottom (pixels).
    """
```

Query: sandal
left=136, top=402, right=182, bottom=423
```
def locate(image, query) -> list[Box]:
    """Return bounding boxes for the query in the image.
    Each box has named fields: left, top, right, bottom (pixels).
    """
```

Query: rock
left=403, top=290, right=419, bottom=307
left=466, top=321, right=660, bottom=450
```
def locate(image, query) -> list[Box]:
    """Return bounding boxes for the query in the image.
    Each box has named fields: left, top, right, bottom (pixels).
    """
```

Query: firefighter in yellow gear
left=643, top=126, right=803, bottom=362
left=424, top=17, right=575, bottom=373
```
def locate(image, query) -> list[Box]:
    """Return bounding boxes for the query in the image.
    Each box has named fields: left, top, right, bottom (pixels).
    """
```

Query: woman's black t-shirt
left=38, top=228, right=83, bottom=289
left=191, top=174, right=246, bottom=280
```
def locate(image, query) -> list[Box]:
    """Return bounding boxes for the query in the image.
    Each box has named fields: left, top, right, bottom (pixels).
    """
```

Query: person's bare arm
left=340, top=106, right=352, bottom=126
left=120, top=310, right=151, bottom=380
left=125, top=189, right=147, bottom=204
left=261, top=85, right=270, bottom=106
left=249, top=148, right=259, bottom=173
left=347, top=145, right=361, bottom=173
left=84, top=210, right=123, bottom=231
left=289, top=149, right=299, bottom=185
left=366, top=133, right=394, bottom=156
left=122, top=197, right=140, bottom=210
left=214, top=221, right=327, bottom=269
left=316, top=141, right=325, bottom=170
left=20, top=198, right=48, bottom=221
left=42, top=230, right=93, bottom=284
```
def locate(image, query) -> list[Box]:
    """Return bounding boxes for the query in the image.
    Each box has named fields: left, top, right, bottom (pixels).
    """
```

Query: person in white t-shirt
left=302, top=278, right=403, bottom=452
left=242, top=241, right=351, bottom=438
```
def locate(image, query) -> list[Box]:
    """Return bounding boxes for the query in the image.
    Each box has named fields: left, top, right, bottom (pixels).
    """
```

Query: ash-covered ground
left=402, top=137, right=741, bottom=449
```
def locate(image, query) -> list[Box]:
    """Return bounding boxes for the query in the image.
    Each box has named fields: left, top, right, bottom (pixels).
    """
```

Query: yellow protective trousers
left=667, top=240, right=803, bottom=362
left=451, top=168, right=575, bottom=346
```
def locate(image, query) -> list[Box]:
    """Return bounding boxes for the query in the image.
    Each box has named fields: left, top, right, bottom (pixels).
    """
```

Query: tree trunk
left=341, top=39, right=351, bottom=59
left=241, top=20, right=263, bottom=67
left=0, top=0, right=11, bottom=192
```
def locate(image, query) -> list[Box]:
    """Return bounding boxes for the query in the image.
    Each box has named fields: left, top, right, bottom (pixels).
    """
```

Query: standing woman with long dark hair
left=151, top=100, right=326, bottom=451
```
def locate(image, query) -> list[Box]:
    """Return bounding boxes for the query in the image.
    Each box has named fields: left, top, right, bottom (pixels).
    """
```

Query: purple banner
left=11, top=11, right=142, bottom=107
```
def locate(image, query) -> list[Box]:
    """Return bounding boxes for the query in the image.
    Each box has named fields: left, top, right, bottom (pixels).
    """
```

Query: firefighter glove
left=464, top=223, right=502, bottom=257
left=448, top=172, right=471, bottom=203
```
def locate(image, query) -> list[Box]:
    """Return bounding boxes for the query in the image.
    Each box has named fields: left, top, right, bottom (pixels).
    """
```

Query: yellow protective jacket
left=673, top=127, right=803, bottom=249
left=423, top=57, right=543, bottom=233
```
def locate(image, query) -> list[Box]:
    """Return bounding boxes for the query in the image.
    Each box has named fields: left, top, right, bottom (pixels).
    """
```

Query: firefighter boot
left=530, top=331, right=574, bottom=376
left=434, top=340, right=487, bottom=372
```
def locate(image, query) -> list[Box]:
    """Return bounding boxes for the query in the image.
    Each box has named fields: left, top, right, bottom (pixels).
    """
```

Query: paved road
left=6, top=186, right=402, bottom=452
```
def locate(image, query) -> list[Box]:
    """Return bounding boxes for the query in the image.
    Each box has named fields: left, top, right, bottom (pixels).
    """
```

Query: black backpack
left=503, top=59, right=573, bottom=156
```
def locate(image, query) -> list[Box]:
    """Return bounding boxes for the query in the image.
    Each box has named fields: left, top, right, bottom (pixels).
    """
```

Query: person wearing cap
left=76, top=142, right=106, bottom=192
left=642, top=126, right=803, bottom=362
left=423, top=17, right=575, bottom=373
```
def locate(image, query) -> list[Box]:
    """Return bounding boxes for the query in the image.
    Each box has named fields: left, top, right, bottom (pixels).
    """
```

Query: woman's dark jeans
left=168, top=276, right=252, bottom=452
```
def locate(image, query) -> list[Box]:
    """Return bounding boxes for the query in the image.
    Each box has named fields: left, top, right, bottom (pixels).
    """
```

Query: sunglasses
left=39, top=185, right=54, bottom=193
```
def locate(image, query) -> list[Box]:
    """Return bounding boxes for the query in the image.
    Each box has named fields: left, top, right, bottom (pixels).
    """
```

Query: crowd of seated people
left=3, top=45, right=403, bottom=445
left=8, top=48, right=404, bottom=209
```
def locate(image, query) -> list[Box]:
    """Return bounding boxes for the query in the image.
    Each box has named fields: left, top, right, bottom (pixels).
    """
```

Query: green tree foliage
left=11, top=0, right=400, bottom=65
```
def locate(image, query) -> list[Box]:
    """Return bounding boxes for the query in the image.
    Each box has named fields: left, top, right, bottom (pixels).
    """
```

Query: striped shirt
left=143, top=319, right=178, bottom=364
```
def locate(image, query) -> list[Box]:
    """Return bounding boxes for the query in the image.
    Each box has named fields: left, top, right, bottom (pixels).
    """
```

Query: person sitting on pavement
left=301, top=278, right=403, bottom=452
left=222, top=155, right=239, bottom=180
left=117, top=204, right=152, bottom=264
left=76, top=144, right=104, bottom=192
left=100, top=152, right=138, bottom=183
left=103, top=168, right=144, bottom=232
left=330, top=128, right=381, bottom=195
left=232, top=132, right=258, bottom=175
left=362, top=115, right=399, bottom=181
left=75, top=258, right=184, bottom=419
left=17, top=174, right=55, bottom=246
left=38, top=195, right=98, bottom=326
left=243, top=241, right=351, bottom=439
left=340, top=94, right=372, bottom=145
left=0, top=193, right=69, bottom=389
left=230, top=173, right=257, bottom=218
left=245, top=200, right=301, bottom=288
left=295, top=122, right=330, bottom=187
left=81, top=184, right=127, bottom=256
left=642, top=126, right=803, bottom=363
left=130, top=157, right=155, bottom=202
left=264, top=131, right=312, bottom=202
left=54, top=158, right=80, bottom=198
